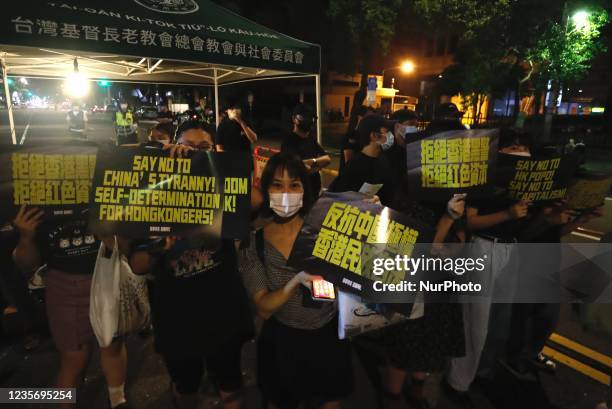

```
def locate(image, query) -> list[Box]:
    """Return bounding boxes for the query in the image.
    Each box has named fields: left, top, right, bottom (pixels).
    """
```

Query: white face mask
left=380, top=131, right=395, bottom=151
left=120, top=104, right=128, bottom=110
left=403, top=126, right=418, bottom=135
left=269, top=192, right=303, bottom=218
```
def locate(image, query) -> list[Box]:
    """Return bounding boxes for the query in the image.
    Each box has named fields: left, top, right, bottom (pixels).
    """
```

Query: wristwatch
left=312, top=158, right=317, bottom=166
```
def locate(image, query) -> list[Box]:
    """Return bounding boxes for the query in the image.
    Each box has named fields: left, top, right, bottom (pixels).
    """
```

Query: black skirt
left=381, top=303, right=465, bottom=372
left=257, top=317, right=353, bottom=409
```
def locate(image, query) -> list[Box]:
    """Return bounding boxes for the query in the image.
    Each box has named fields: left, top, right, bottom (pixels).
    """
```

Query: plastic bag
left=89, top=240, right=120, bottom=347
left=116, top=253, right=150, bottom=336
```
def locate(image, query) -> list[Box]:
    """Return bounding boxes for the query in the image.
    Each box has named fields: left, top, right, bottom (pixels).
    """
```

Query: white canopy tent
left=1, top=0, right=322, bottom=144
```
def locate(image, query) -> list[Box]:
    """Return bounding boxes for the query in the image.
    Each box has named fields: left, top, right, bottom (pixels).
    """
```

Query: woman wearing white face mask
left=330, top=115, right=396, bottom=206
left=239, top=153, right=353, bottom=409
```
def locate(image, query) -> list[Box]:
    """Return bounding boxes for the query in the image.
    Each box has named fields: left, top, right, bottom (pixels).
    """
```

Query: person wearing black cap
left=216, top=99, right=257, bottom=154
left=280, top=105, right=331, bottom=195
left=424, top=103, right=468, bottom=136
left=339, top=105, right=376, bottom=172
left=330, top=114, right=396, bottom=205
left=384, top=109, right=420, bottom=180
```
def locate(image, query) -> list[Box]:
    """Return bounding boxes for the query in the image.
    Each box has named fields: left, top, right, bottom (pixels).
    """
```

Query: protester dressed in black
left=330, top=115, right=396, bottom=205
left=216, top=101, right=257, bottom=154
left=127, top=122, right=254, bottom=409
left=280, top=105, right=331, bottom=196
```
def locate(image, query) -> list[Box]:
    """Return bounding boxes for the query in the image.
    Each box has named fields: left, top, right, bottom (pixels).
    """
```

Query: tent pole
left=315, top=74, right=322, bottom=145
left=214, top=68, right=220, bottom=128
left=1, top=57, right=17, bottom=145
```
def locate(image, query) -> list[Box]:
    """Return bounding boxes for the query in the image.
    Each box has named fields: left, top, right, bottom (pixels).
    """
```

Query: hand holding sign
left=163, top=143, right=195, bottom=158
left=13, top=204, right=44, bottom=240
left=507, top=200, right=530, bottom=220
left=447, top=194, right=466, bottom=220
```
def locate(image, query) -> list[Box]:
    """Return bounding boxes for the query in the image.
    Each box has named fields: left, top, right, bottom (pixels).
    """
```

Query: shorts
left=257, top=317, right=353, bottom=409
left=160, top=339, right=244, bottom=394
left=45, top=269, right=94, bottom=352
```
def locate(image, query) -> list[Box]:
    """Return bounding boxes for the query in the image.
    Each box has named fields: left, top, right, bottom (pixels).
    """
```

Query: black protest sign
left=566, top=172, right=612, bottom=210
left=0, top=141, right=97, bottom=222
left=405, top=129, right=498, bottom=200
left=288, top=191, right=434, bottom=311
left=88, top=147, right=251, bottom=238
left=217, top=151, right=253, bottom=239
left=496, top=153, right=579, bottom=203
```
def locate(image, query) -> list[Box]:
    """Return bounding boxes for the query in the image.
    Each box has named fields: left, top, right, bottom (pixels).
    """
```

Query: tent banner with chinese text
left=288, top=191, right=435, bottom=313
left=1, top=0, right=320, bottom=74
left=0, top=140, right=98, bottom=223
left=88, top=146, right=251, bottom=238
left=405, top=129, right=499, bottom=200
left=495, top=152, right=580, bottom=204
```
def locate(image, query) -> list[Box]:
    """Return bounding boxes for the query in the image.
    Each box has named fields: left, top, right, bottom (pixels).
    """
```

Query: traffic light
left=98, top=80, right=111, bottom=87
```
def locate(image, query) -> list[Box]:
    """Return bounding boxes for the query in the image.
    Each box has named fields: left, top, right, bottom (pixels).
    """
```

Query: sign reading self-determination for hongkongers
left=288, top=192, right=435, bottom=313
left=88, top=146, right=251, bottom=238
left=495, top=153, right=579, bottom=203
left=405, top=129, right=499, bottom=200
left=0, top=141, right=98, bottom=222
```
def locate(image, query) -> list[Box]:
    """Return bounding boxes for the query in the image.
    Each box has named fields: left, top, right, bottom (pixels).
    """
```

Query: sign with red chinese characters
left=288, top=191, right=434, bottom=311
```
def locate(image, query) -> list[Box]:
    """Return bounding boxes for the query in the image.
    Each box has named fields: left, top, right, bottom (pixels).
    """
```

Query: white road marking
left=19, top=123, right=30, bottom=145
left=570, top=231, right=601, bottom=241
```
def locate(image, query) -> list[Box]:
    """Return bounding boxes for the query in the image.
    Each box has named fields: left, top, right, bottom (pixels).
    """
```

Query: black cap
left=292, top=104, right=316, bottom=121
left=223, top=97, right=242, bottom=111
left=356, top=115, right=394, bottom=147
left=436, top=103, right=464, bottom=118
left=390, top=109, right=418, bottom=123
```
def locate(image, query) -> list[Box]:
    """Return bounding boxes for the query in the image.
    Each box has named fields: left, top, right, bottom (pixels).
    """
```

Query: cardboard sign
left=0, top=140, right=97, bottom=221
left=88, top=146, right=251, bottom=238
left=405, top=129, right=499, bottom=200
left=496, top=153, right=579, bottom=203
left=288, top=191, right=434, bottom=312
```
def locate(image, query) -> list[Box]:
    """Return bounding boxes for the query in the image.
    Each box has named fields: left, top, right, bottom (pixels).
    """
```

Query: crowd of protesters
left=0, top=99, right=609, bottom=409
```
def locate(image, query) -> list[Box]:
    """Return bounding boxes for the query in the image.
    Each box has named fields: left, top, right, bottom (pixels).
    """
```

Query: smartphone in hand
left=311, top=279, right=336, bottom=301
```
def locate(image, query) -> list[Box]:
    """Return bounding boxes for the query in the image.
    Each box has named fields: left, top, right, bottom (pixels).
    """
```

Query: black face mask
left=297, top=119, right=314, bottom=132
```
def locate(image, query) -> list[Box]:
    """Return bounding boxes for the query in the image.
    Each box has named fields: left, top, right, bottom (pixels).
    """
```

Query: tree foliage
left=327, top=0, right=404, bottom=127
left=413, top=0, right=511, bottom=40
left=415, top=0, right=609, bottom=119
left=531, top=8, right=609, bottom=86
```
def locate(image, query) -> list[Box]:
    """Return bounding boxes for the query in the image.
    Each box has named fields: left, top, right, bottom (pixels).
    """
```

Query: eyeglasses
left=177, top=141, right=213, bottom=152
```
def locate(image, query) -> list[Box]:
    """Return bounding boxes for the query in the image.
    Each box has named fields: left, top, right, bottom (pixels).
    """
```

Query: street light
left=19, top=77, right=28, bottom=85
left=572, top=10, right=591, bottom=31
left=382, top=59, right=415, bottom=89
left=400, top=60, right=415, bottom=74
left=64, top=58, right=89, bottom=99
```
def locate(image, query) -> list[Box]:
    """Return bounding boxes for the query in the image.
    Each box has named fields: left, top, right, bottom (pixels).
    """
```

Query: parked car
left=90, top=105, right=110, bottom=114
left=135, top=106, right=159, bottom=120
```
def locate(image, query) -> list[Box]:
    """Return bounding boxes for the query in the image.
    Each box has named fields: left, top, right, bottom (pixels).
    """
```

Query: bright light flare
left=400, top=60, right=415, bottom=74
left=572, top=10, right=591, bottom=32
left=64, top=71, right=90, bottom=98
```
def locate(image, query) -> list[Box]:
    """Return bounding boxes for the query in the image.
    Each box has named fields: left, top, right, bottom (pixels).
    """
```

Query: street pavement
left=0, top=108, right=611, bottom=408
